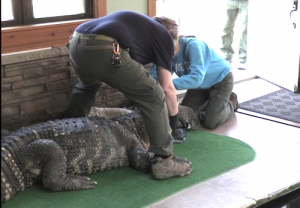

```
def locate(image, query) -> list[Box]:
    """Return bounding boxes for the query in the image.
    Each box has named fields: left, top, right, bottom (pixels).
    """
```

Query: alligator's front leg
left=18, top=139, right=97, bottom=191
left=128, top=146, right=154, bottom=173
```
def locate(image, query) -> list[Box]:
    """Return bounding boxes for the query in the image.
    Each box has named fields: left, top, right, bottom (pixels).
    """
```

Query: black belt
left=72, top=32, right=114, bottom=42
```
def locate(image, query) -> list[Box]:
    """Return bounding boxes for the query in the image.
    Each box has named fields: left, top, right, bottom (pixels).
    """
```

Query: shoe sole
left=237, top=66, right=246, bottom=70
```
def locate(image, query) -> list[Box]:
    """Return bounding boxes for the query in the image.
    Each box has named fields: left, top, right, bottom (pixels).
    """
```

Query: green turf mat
left=2, top=130, right=256, bottom=208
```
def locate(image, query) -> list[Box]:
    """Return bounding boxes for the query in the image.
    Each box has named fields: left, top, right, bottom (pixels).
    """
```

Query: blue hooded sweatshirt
left=150, top=37, right=231, bottom=90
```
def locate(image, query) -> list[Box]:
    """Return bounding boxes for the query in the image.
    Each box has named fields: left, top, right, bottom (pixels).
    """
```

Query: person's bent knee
left=203, top=118, right=220, bottom=130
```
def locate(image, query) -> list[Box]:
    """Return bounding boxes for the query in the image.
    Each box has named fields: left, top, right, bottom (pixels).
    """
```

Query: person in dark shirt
left=64, top=10, right=192, bottom=180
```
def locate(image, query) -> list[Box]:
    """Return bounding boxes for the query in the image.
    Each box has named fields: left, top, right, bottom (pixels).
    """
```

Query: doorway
left=156, top=0, right=299, bottom=91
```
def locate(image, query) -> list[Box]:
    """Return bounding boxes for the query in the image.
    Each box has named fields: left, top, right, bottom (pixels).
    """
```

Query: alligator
left=1, top=105, right=202, bottom=203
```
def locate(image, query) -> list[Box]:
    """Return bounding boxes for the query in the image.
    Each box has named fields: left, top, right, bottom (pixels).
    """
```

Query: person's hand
left=172, top=128, right=187, bottom=143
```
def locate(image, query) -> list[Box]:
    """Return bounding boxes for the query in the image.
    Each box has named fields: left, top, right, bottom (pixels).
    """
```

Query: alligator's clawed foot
left=67, top=175, right=97, bottom=190
left=43, top=174, right=97, bottom=191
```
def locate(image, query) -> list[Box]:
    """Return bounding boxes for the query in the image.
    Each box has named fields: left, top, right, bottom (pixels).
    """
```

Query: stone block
left=2, top=110, right=63, bottom=131
left=12, top=76, right=47, bottom=89
left=23, top=67, right=43, bottom=79
left=1, top=85, right=45, bottom=102
left=3, top=61, right=68, bottom=79
left=1, top=83, right=12, bottom=91
left=1, top=105, right=20, bottom=118
left=1, top=88, right=67, bottom=106
left=42, top=64, right=69, bottom=76
left=46, top=78, right=77, bottom=92
left=49, top=72, right=69, bottom=82
left=5, top=69, right=24, bottom=77
left=1, top=66, right=4, bottom=78
left=46, top=105, right=68, bottom=115
left=20, top=93, right=67, bottom=113
left=1, top=48, right=62, bottom=65
left=2, top=75, right=23, bottom=84
left=1, top=110, right=46, bottom=126
left=4, top=56, right=70, bottom=72
left=2, top=120, right=32, bottom=131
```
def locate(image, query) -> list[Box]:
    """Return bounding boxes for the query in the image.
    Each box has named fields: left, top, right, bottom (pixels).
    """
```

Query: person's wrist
left=169, top=113, right=179, bottom=132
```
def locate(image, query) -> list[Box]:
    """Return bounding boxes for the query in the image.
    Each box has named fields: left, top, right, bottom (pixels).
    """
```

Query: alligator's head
left=177, top=105, right=203, bottom=130
left=1, top=146, right=25, bottom=203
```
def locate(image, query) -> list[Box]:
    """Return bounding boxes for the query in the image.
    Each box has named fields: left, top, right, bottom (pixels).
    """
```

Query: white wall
left=107, top=0, right=147, bottom=15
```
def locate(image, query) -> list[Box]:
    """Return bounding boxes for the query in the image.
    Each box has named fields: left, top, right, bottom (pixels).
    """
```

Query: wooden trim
left=1, top=20, right=90, bottom=54
left=148, top=0, right=156, bottom=18
left=93, top=0, right=107, bottom=18
left=1, top=1, right=107, bottom=54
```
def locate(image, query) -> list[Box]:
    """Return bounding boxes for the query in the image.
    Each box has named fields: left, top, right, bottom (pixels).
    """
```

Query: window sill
left=1, top=19, right=92, bottom=54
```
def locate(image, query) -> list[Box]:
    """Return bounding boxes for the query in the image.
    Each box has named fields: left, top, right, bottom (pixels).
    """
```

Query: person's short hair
left=153, top=16, right=179, bottom=41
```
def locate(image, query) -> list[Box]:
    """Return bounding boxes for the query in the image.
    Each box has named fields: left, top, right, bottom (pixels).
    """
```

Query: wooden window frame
left=1, top=0, right=156, bottom=54
left=2, top=0, right=93, bottom=28
left=1, top=0, right=23, bottom=27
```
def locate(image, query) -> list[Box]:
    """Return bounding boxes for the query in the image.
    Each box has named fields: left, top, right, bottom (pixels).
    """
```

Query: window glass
left=1, top=0, right=14, bottom=21
left=32, top=0, right=85, bottom=18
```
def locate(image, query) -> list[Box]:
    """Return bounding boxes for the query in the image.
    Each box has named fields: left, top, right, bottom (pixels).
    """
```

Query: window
left=1, top=0, right=93, bottom=27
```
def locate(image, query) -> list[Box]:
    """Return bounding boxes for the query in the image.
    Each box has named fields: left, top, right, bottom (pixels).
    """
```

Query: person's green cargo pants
left=181, top=72, right=235, bottom=130
left=65, top=33, right=173, bottom=156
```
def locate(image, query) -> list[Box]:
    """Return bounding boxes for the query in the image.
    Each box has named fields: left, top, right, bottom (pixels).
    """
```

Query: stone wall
left=1, top=47, right=133, bottom=131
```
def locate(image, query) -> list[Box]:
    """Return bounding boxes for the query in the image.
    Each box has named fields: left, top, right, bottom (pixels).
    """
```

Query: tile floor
left=148, top=71, right=300, bottom=208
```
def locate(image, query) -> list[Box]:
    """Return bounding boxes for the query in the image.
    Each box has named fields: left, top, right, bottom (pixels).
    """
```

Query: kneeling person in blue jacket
left=150, top=36, right=239, bottom=130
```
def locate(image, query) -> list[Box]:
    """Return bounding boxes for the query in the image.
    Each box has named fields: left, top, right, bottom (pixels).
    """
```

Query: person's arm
left=156, top=66, right=178, bottom=116
left=150, top=64, right=175, bottom=82
left=173, top=41, right=210, bottom=90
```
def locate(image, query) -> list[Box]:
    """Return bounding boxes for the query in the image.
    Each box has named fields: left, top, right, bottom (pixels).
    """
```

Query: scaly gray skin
left=1, top=105, right=202, bottom=203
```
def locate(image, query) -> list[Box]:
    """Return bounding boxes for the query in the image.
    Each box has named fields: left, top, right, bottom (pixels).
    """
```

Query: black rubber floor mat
left=239, top=89, right=300, bottom=123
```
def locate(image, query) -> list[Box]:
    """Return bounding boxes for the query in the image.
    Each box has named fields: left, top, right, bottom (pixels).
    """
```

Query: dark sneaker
left=151, top=154, right=193, bottom=180
left=237, top=62, right=246, bottom=70
left=229, top=92, right=240, bottom=112
left=225, top=58, right=232, bottom=64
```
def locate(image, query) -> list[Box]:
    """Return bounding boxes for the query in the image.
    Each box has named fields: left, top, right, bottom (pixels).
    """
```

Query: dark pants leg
left=65, top=35, right=173, bottom=156
left=181, top=89, right=210, bottom=111
left=204, top=72, right=235, bottom=129
left=181, top=72, right=235, bottom=130
left=64, top=79, right=101, bottom=118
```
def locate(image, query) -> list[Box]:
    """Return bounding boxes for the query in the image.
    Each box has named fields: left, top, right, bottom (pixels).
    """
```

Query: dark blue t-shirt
left=75, top=10, right=174, bottom=71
